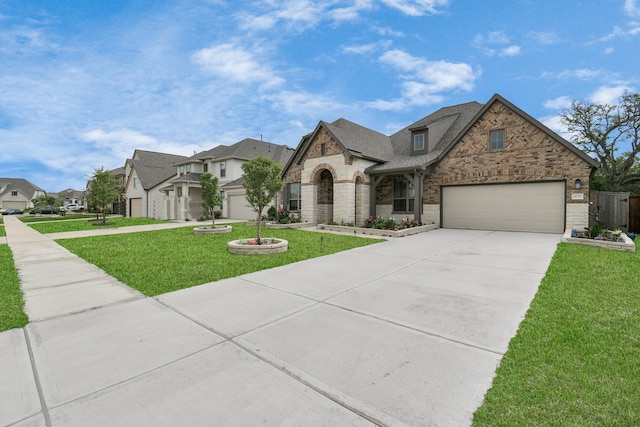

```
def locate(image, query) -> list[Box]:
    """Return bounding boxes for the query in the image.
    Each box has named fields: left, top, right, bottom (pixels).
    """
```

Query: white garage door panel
left=3, top=201, right=27, bottom=209
left=228, top=195, right=254, bottom=220
left=442, top=182, right=565, bottom=233
left=130, top=198, right=142, bottom=217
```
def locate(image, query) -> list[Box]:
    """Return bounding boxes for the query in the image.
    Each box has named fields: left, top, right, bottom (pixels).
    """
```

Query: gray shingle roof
left=0, top=178, right=45, bottom=198
left=365, top=101, right=484, bottom=173
left=324, top=119, right=394, bottom=161
left=129, top=150, right=188, bottom=190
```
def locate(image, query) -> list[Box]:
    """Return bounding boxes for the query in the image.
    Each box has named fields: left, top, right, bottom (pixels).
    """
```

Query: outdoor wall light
left=574, top=178, right=582, bottom=189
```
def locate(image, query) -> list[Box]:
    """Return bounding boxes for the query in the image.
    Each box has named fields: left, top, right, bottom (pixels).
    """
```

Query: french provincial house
left=0, top=178, right=46, bottom=210
left=281, top=94, right=599, bottom=233
left=123, top=150, right=188, bottom=218
left=164, top=138, right=294, bottom=221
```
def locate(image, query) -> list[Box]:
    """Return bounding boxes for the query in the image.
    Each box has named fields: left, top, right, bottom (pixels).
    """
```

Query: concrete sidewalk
left=0, top=217, right=560, bottom=426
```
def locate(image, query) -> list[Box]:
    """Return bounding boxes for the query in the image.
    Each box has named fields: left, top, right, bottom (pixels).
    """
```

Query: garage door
left=442, top=182, right=565, bottom=233
left=130, top=198, right=143, bottom=217
left=228, top=195, right=254, bottom=220
left=2, top=201, right=27, bottom=209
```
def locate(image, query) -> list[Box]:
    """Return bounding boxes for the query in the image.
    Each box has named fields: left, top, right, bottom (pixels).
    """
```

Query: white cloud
left=543, top=96, right=573, bottom=110
left=374, top=49, right=477, bottom=109
left=625, top=0, right=640, bottom=17
left=500, top=45, right=521, bottom=57
left=473, top=31, right=521, bottom=57
left=541, top=68, right=607, bottom=80
left=539, top=114, right=570, bottom=140
left=380, top=0, right=449, bottom=16
left=342, top=40, right=392, bottom=55
left=593, top=21, right=640, bottom=42
left=589, top=85, right=633, bottom=105
left=528, top=31, right=559, bottom=45
left=192, top=43, right=284, bottom=88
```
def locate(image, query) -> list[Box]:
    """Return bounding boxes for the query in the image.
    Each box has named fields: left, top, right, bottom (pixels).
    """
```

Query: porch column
left=369, top=175, right=384, bottom=218
left=413, top=171, right=423, bottom=222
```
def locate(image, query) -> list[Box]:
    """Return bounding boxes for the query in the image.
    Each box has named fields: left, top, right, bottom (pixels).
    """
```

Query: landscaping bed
left=318, top=222, right=438, bottom=238
left=561, top=228, right=636, bottom=252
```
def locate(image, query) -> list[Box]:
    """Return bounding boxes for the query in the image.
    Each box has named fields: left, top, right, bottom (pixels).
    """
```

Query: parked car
left=29, top=205, right=60, bottom=215
left=63, top=203, right=82, bottom=211
left=2, top=208, right=24, bottom=215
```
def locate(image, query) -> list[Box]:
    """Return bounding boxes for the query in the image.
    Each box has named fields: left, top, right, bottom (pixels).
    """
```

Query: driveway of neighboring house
left=1, top=224, right=559, bottom=427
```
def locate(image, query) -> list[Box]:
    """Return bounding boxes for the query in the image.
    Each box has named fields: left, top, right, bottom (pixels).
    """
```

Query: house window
left=11, top=191, right=18, bottom=196
left=220, top=161, right=226, bottom=178
left=203, top=163, right=208, bottom=173
left=179, top=165, right=185, bottom=176
left=176, top=187, right=182, bottom=197
left=414, top=134, right=425, bottom=151
left=133, top=178, right=137, bottom=189
left=186, top=164, right=191, bottom=173
left=288, top=183, right=301, bottom=211
left=320, top=143, right=326, bottom=156
left=393, top=179, right=414, bottom=212
left=490, top=129, right=504, bottom=150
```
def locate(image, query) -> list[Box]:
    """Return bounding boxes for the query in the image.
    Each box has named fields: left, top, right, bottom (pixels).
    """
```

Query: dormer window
left=414, top=134, right=425, bottom=151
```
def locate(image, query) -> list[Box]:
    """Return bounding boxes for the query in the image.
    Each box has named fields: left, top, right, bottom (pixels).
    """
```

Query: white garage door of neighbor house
left=228, top=195, right=255, bottom=220
left=130, top=198, right=143, bottom=217
left=3, top=201, right=27, bottom=209
left=442, top=182, right=565, bottom=233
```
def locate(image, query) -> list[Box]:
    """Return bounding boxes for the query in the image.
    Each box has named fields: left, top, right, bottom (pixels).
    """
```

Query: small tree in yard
left=242, top=156, right=283, bottom=244
left=87, top=167, right=119, bottom=224
left=200, top=172, right=222, bottom=227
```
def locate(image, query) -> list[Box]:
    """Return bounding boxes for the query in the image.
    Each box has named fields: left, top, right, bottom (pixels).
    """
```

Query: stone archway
left=316, top=168, right=334, bottom=224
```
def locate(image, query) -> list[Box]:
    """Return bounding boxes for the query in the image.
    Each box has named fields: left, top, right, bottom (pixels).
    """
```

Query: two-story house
left=165, top=138, right=294, bottom=221
left=0, top=178, right=46, bottom=211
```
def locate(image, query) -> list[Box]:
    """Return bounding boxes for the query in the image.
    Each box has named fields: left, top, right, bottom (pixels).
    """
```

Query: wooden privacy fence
left=590, top=191, right=631, bottom=232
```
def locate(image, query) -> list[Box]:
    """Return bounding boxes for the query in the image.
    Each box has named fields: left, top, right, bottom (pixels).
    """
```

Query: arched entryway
left=316, top=168, right=334, bottom=224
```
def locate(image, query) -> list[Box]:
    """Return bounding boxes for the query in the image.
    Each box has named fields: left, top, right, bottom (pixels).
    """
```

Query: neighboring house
left=282, top=94, right=599, bottom=233
left=0, top=178, right=46, bottom=210
left=124, top=150, right=188, bottom=218
left=164, top=138, right=295, bottom=221
left=51, top=188, right=87, bottom=209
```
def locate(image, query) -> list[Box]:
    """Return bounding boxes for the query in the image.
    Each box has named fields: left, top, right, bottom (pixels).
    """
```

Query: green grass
left=28, top=217, right=169, bottom=233
left=0, top=225, right=5, bottom=237
left=473, top=242, right=640, bottom=426
left=57, top=224, right=384, bottom=296
left=0, top=244, right=28, bottom=331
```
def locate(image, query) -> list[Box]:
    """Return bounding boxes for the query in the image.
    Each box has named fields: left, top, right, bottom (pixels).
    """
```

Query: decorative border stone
left=265, top=222, right=316, bottom=229
left=561, top=228, right=636, bottom=252
left=227, top=238, right=288, bottom=254
left=193, top=225, right=233, bottom=235
left=317, top=223, right=438, bottom=238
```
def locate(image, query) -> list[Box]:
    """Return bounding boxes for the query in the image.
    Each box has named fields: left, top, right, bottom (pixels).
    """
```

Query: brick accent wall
left=424, top=100, right=593, bottom=204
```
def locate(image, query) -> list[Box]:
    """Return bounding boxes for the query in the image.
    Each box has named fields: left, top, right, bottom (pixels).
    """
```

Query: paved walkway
left=0, top=216, right=561, bottom=426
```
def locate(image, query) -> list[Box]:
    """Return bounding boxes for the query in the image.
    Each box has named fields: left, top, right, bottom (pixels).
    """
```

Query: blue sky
left=1, top=0, right=639, bottom=192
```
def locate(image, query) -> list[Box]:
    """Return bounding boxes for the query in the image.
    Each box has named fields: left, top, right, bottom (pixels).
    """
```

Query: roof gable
left=126, top=150, right=188, bottom=190
left=0, top=178, right=45, bottom=198
left=438, top=94, right=599, bottom=168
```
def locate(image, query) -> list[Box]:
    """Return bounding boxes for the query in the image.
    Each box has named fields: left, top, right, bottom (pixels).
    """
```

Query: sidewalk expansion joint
left=23, top=328, right=52, bottom=427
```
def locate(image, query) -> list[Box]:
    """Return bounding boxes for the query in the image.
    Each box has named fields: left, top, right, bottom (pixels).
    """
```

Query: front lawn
left=0, top=244, right=28, bottom=331
left=28, top=217, right=169, bottom=233
left=473, top=242, right=640, bottom=426
left=57, top=224, right=384, bottom=296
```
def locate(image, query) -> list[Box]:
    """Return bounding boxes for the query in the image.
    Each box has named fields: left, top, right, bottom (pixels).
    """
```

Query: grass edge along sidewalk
left=0, top=244, right=28, bottom=331
left=473, top=241, right=640, bottom=426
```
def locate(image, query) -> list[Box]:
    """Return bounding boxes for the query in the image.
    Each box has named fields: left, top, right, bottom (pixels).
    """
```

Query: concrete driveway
left=2, top=228, right=559, bottom=427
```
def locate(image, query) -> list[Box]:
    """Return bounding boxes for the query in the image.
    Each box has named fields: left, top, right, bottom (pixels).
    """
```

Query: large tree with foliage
left=87, top=167, right=119, bottom=224
left=199, top=172, right=222, bottom=226
left=561, top=93, right=640, bottom=192
left=31, top=194, right=56, bottom=208
left=241, top=156, right=283, bottom=244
